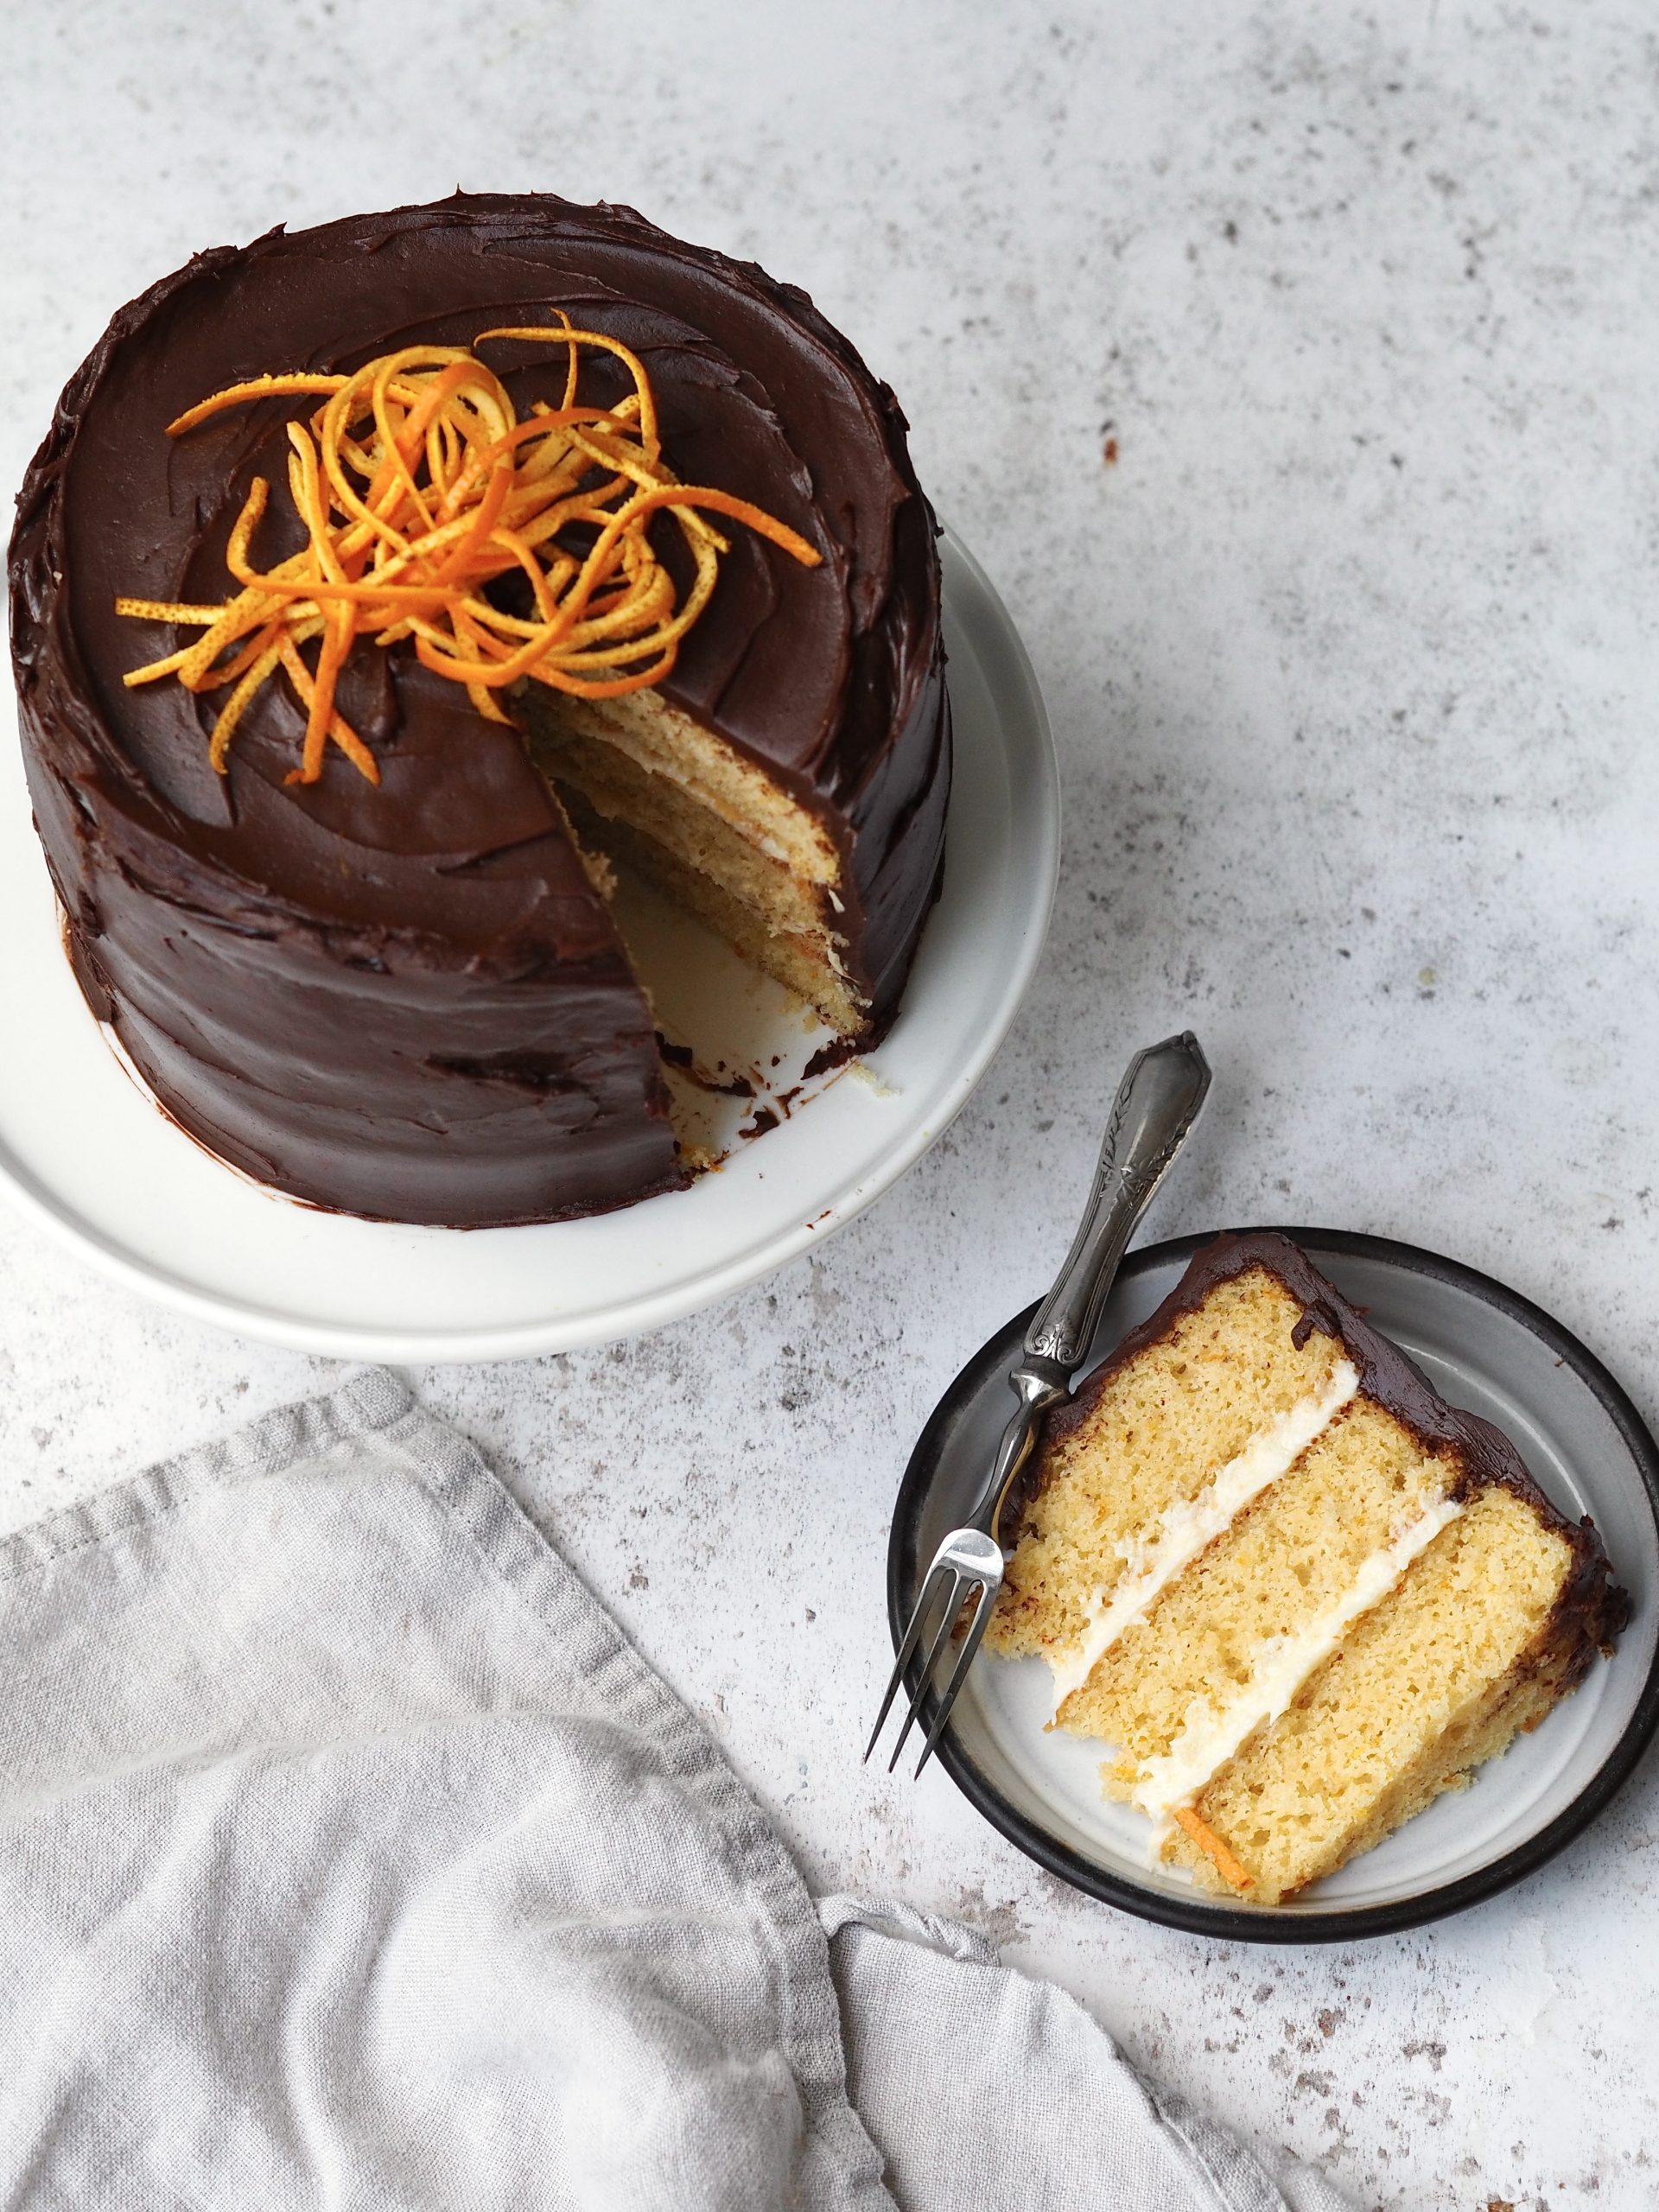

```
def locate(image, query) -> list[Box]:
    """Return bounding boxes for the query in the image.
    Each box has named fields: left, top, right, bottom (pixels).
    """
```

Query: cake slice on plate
left=987, top=1232, right=1625, bottom=1904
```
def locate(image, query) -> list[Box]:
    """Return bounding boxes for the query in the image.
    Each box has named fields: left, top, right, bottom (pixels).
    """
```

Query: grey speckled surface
left=3, top=4, right=1657, bottom=2206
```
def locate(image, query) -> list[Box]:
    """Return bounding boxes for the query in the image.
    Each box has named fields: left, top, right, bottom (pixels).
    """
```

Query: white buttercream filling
left=1046, top=1360, right=1362, bottom=1717
left=1130, top=1494, right=1465, bottom=1834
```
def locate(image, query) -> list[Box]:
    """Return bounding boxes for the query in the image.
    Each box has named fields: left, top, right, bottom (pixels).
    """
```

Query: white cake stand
left=0, top=530, right=1058, bottom=1360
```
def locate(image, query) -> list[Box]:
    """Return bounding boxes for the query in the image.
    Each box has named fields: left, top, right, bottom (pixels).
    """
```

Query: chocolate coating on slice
left=9, top=195, right=950, bottom=1225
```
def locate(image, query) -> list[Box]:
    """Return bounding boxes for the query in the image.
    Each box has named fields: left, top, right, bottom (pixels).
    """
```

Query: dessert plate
left=889, top=1228, right=1659, bottom=1941
left=0, top=530, right=1058, bottom=1358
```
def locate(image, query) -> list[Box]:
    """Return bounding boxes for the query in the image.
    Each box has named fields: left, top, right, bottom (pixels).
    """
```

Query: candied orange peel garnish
left=114, top=319, right=822, bottom=785
left=1172, top=1805, right=1255, bottom=1894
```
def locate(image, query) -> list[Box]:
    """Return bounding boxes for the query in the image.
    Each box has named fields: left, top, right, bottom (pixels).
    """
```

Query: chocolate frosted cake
left=9, top=194, right=950, bottom=1226
left=988, top=1233, right=1625, bottom=1903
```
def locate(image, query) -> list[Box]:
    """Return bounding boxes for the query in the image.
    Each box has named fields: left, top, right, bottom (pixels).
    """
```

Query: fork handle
left=967, top=1031, right=1212, bottom=1541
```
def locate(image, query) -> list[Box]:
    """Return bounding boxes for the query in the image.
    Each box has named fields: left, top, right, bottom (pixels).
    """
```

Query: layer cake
left=987, top=1233, right=1625, bottom=1903
left=9, top=195, right=950, bottom=1225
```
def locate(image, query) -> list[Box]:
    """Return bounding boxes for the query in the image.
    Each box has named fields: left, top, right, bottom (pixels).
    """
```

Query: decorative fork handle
left=963, top=1031, right=1211, bottom=1541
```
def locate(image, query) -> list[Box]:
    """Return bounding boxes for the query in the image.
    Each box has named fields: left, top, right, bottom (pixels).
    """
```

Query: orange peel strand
left=276, top=632, right=378, bottom=785
left=165, top=373, right=349, bottom=437
left=1172, top=1807, right=1255, bottom=1895
left=293, top=602, right=353, bottom=784
left=207, top=636, right=286, bottom=772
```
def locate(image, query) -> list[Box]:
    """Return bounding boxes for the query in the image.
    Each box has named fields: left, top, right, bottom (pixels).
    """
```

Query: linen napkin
left=0, top=1370, right=1352, bottom=2209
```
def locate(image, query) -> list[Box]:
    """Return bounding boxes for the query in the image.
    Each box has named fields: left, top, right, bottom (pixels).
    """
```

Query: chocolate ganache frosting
left=9, top=195, right=950, bottom=1226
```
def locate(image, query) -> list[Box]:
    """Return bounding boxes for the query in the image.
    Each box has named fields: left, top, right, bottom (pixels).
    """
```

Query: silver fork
left=865, top=1031, right=1212, bottom=1776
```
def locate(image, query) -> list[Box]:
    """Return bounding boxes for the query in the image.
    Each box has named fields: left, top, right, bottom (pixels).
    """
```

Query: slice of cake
left=986, top=1232, right=1625, bottom=1904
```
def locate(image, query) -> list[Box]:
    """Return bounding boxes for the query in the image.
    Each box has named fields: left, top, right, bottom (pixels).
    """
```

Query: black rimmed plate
left=889, top=1228, right=1659, bottom=1942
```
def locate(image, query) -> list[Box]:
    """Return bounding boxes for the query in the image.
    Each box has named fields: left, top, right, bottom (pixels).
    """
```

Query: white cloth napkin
left=0, top=1370, right=1352, bottom=2210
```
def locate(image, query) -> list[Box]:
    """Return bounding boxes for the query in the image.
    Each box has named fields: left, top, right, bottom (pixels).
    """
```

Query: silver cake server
left=865, top=1030, right=1212, bottom=1776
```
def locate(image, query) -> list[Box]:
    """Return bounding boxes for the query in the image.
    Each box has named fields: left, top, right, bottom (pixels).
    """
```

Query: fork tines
left=863, top=1529, right=1004, bottom=1777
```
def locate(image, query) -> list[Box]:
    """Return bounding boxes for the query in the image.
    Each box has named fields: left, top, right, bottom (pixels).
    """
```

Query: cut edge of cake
left=518, top=680, right=868, bottom=1040
left=987, top=1232, right=1627, bottom=1904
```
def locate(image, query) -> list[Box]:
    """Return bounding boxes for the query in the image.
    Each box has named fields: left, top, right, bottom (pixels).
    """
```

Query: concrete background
left=4, top=4, right=1657, bottom=2205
